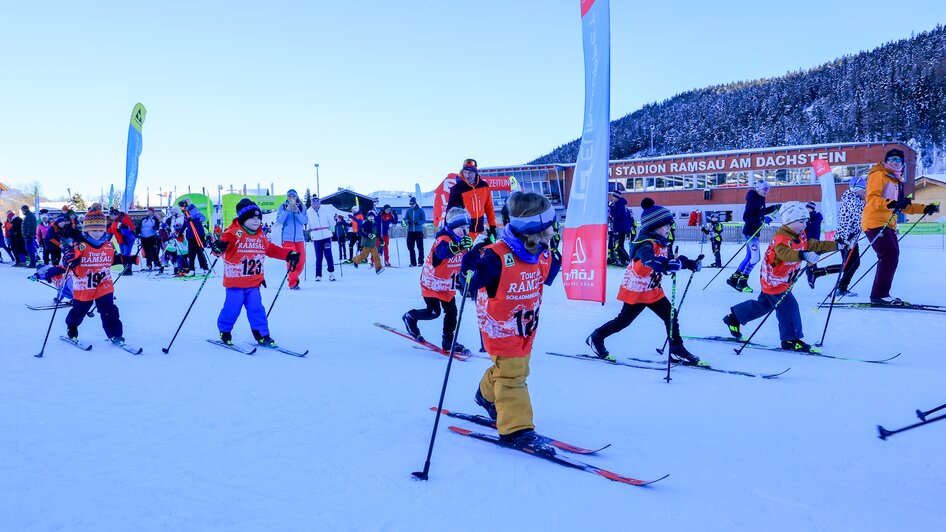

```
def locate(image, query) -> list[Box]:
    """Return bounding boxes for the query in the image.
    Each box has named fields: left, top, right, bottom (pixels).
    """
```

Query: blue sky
left=0, top=0, right=942, bottom=203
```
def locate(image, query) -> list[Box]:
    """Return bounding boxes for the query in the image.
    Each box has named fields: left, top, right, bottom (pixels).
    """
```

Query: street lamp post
left=650, top=126, right=655, bottom=154
left=314, top=163, right=320, bottom=198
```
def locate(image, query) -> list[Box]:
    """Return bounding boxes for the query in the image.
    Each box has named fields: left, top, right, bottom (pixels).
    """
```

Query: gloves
left=487, top=226, right=498, bottom=243
left=459, top=235, right=474, bottom=250
left=923, top=203, right=940, bottom=216
left=801, top=251, right=819, bottom=263
left=763, top=216, right=773, bottom=224
left=834, top=239, right=848, bottom=253
left=650, top=257, right=681, bottom=273
left=211, top=240, right=228, bottom=256
left=63, top=249, right=80, bottom=268
left=886, top=198, right=912, bottom=211
left=400, top=220, right=407, bottom=227
left=690, top=254, right=705, bottom=272
left=286, top=251, right=300, bottom=272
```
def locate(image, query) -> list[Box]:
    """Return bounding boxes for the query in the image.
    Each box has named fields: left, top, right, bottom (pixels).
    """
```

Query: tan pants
left=352, top=246, right=381, bottom=271
left=478, top=354, right=534, bottom=436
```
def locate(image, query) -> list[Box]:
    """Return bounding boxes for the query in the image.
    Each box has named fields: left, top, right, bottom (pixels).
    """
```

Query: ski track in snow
left=2, top=240, right=945, bottom=531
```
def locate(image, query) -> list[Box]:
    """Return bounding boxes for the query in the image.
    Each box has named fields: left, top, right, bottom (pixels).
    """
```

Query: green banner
left=903, top=222, right=946, bottom=235
left=221, top=193, right=283, bottom=226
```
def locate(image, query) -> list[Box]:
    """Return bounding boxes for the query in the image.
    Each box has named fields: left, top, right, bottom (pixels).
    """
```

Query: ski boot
left=726, top=272, right=742, bottom=292
left=402, top=311, right=423, bottom=341
left=474, top=387, right=498, bottom=421
left=870, top=296, right=905, bottom=306
left=669, top=343, right=704, bottom=366
left=252, top=330, right=277, bottom=348
left=219, top=331, right=233, bottom=346
left=500, top=429, right=555, bottom=455
left=443, top=334, right=469, bottom=355
left=834, top=286, right=856, bottom=298
left=723, top=313, right=742, bottom=338
left=736, top=273, right=754, bottom=293
left=329, top=273, right=336, bottom=281
left=586, top=331, right=613, bottom=360
left=781, top=339, right=813, bottom=352
left=709, top=262, right=721, bottom=268
left=110, top=336, right=126, bottom=346
left=315, top=276, right=322, bottom=282
left=66, top=326, right=79, bottom=341
left=376, top=266, right=384, bottom=275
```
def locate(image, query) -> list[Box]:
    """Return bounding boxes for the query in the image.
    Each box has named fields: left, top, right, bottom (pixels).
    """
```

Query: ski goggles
left=508, top=205, right=556, bottom=235
left=885, top=156, right=903, bottom=164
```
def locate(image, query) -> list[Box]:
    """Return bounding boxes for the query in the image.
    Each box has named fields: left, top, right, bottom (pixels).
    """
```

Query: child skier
left=468, top=191, right=561, bottom=453
left=351, top=209, right=383, bottom=274
left=402, top=207, right=474, bottom=353
left=587, top=198, right=703, bottom=365
left=29, top=264, right=74, bottom=304
left=210, top=198, right=300, bottom=347
left=61, top=209, right=125, bottom=344
left=702, top=213, right=724, bottom=267
left=165, top=225, right=189, bottom=276
left=722, top=201, right=841, bottom=352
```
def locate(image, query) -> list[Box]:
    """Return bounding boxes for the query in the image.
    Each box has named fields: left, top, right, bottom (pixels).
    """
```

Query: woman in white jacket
left=306, top=196, right=336, bottom=281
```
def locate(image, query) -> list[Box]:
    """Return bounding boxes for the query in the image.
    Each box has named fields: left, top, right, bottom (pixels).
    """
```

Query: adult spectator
left=804, top=202, right=823, bottom=240
left=378, top=204, right=398, bottom=267
left=306, top=195, right=336, bottom=281
left=179, top=198, right=210, bottom=275
left=862, top=148, right=938, bottom=305
left=446, top=158, right=496, bottom=240
left=276, top=189, right=308, bottom=289
left=21, top=205, right=38, bottom=267
left=608, top=191, right=631, bottom=265
left=137, top=207, right=161, bottom=271
left=404, top=196, right=426, bottom=267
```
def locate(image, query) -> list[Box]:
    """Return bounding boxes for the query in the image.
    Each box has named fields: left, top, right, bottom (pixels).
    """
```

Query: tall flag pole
left=811, top=160, right=838, bottom=240
left=122, top=103, right=147, bottom=212
left=562, top=0, right=611, bottom=303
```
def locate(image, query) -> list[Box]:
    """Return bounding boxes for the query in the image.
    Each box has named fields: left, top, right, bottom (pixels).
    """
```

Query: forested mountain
left=531, top=25, right=946, bottom=173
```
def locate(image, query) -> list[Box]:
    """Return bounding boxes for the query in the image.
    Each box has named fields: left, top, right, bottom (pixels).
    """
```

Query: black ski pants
left=595, top=297, right=681, bottom=345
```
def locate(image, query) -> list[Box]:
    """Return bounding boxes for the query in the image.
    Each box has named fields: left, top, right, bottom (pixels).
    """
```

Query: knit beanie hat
left=462, top=158, right=478, bottom=173
left=780, top=201, right=810, bottom=225
left=884, top=149, right=905, bottom=161
left=236, top=198, right=262, bottom=225
left=754, top=180, right=771, bottom=193
left=84, top=210, right=107, bottom=232
left=445, top=207, right=472, bottom=229
left=639, top=198, right=674, bottom=232
left=805, top=201, right=816, bottom=210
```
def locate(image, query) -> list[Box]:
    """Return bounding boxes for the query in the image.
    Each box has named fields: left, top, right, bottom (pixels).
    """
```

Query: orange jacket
left=447, top=175, right=496, bottom=234
left=862, top=163, right=927, bottom=231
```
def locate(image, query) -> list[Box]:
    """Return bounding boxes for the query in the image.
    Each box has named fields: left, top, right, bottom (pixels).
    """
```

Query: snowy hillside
left=3, top=239, right=945, bottom=531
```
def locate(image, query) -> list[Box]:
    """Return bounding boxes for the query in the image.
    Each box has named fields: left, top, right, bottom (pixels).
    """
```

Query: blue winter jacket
left=805, top=211, right=824, bottom=241
left=404, top=206, right=426, bottom=233
left=276, top=203, right=308, bottom=242
left=742, top=190, right=778, bottom=237
left=183, top=204, right=206, bottom=240
left=609, top=196, right=632, bottom=232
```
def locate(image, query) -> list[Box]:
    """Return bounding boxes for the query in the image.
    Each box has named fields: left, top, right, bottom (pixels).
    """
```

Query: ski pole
left=814, top=234, right=864, bottom=347
left=845, top=212, right=929, bottom=294
left=396, top=231, right=401, bottom=267
left=161, top=256, right=220, bottom=354
left=917, top=402, right=946, bottom=421
left=878, top=413, right=946, bottom=440
left=664, top=268, right=678, bottom=383
left=412, top=271, right=475, bottom=481
left=814, top=231, right=871, bottom=309
left=36, top=266, right=74, bottom=358
left=702, top=223, right=765, bottom=290
left=266, top=268, right=291, bottom=318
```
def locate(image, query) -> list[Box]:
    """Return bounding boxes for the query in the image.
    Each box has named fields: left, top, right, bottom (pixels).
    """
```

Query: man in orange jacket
left=447, top=158, right=497, bottom=241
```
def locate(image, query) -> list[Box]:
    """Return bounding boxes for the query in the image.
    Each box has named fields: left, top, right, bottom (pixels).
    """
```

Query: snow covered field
left=2, top=239, right=945, bottom=531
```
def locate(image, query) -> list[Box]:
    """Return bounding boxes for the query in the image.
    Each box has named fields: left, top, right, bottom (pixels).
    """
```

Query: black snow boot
left=781, top=339, right=813, bottom=352
left=252, top=329, right=277, bottom=347
left=474, top=387, right=498, bottom=421
left=586, top=331, right=611, bottom=359
left=723, top=312, right=742, bottom=338
left=499, top=429, right=555, bottom=455
left=726, top=272, right=742, bottom=292
left=219, top=331, right=233, bottom=345
left=67, top=326, right=79, bottom=340
left=443, top=333, right=468, bottom=355
left=669, top=343, right=703, bottom=366
left=402, top=311, right=422, bottom=341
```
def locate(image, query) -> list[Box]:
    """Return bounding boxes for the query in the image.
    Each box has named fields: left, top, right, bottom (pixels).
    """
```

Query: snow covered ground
left=2, top=238, right=945, bottom=531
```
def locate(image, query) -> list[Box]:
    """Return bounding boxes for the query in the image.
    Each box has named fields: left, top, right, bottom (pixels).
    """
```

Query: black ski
left=684, top=335, right=901, bottom=363
left=26, top=302, right=71, bottom=311
left=58, top=336, right=93, bottom=351
left=108, top=340, right=143, bottom=355
left=250, top=343, right=308, bottom=357
left=206, top=339, right=256, bottom=355
left=431, top=408, right=610, bottom=454
left=546, top=351, right=670, bottom=371
left=637, top=354, right=790, bottom=379
left=817, top=302, right=946, bottom=313
left=448, top=426, right=667, bottom=487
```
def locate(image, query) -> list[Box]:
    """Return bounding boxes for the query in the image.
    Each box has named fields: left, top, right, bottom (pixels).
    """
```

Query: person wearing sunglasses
left=862, top=148, right=939, bottom=305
